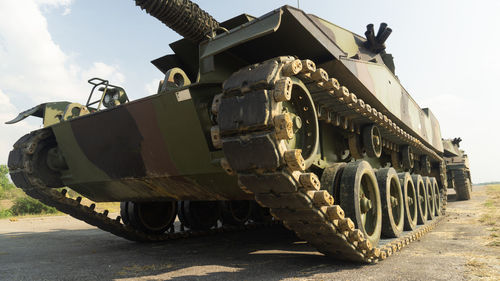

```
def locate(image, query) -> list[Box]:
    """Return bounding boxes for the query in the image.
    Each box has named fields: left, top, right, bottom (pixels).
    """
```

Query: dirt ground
left=0, top=186, right=499, bottom=281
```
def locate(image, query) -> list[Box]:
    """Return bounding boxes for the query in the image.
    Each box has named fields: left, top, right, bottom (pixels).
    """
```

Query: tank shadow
left=0, top=224, right=366, bottom=280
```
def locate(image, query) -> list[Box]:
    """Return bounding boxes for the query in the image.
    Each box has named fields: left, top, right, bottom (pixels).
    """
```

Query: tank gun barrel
left=134, top=0, right=220, bottom=43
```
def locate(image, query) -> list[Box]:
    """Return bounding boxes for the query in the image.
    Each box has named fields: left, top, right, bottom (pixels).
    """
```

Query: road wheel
left=412, top=175, right=428, bottom=225
left=424, top=177, right=435, bottom=220
left=431, top=178, right=442, bottom=216
left=221, top=200, right=252, bottom=226
left=399, top=172, right=417, bottom=231
left=339, top=160, right=382, bottom=246
left=376, top=168, right=404, bottom=238
left=121, top=201, right=177, bottom=234
left=178, top=200, right=221, bottom=230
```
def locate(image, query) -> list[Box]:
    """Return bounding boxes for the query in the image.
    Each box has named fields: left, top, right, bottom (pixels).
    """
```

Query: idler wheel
left=401, top=145, right=414, bottom=170
left=424, top=177, right=436, bottom=220
left=412, top=175, right=428, bottom=225
left=31, top=136, right=64, bottom=188
left=376, top=168, right=404, bottom=238
left=120, top=201, right=177, bottom=234
left=178, top=200, right=221, bottom=230
left=221, top=200, right=253, bottom=226
left=339, top=160, right=382, bottom=246
left=398, top=172, right=418, bottom=231
left=362, top=124, right=382, bottom=158
left=280, top=77, right=320, bottom=169
left=431, top=178, right=443, bottom=214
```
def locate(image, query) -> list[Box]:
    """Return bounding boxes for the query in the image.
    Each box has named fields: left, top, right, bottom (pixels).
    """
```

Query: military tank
left=443, top=138, right=472, bottom=200
left=6, top=0, right=451, bottom=262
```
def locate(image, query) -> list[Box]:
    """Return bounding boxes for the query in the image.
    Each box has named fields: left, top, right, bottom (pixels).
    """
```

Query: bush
left=10, top=197, right=57, bottom=216
left=0, top=165, right=15, bottom=191
left=0, top=208, right=13, bottom=219
left=0, top=165, right=18, bottom=200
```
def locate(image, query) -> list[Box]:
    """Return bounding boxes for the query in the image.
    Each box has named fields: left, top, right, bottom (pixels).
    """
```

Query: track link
left=452, top=168, right=472, bottom=200
left=216, top=56, right=446, bottom=262
left=7, top=131, right=269, bottom=243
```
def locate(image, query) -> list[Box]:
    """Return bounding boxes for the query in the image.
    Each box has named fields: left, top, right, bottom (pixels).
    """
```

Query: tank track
left=216, top=56, right=446, bottom=262
left=7, top=131, right=270, bottom=243
left=451, top=168, right=471, bottom=200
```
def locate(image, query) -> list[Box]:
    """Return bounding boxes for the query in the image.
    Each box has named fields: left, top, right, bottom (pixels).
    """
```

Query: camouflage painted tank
left=443, top=138, right=472, bottom=200
left=7, top=0, right=455, bottom=262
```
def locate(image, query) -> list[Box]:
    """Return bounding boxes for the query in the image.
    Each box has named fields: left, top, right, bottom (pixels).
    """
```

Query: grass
left=466, top=258, right=494, bottom=278
left=0, top=165, right=120, bottom=219
left=486, top=241, right=500, bottom=247
left=481, top=185, right=500, bottom=247
left=0, top=185, right=60, bottom=219
left=0, top=187, right=120, bottom=220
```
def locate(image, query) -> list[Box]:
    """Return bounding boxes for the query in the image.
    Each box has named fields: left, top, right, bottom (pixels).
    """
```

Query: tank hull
left=50, top=84, right=248, bottom=202
left=197, top=6, right=443, bottom=153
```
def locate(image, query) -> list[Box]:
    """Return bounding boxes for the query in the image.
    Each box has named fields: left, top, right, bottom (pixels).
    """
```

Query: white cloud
left=145, top=78, right=162, bottom=95
left=0, top=89, right=39, bottom=165
left=34, top=0, right=73, bottom=8
left=82, top=62, right=126, bottom=85
left=0, top=1, right=124, bottom=165
left=0, top=89, right=17, bottom=121
left=62, top=7, right=71, bottom=16
left=35, top=0, right=73, bottom=15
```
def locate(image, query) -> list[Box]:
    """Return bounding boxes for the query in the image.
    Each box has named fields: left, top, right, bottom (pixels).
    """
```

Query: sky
left=0, top=0, right=498, bottom=183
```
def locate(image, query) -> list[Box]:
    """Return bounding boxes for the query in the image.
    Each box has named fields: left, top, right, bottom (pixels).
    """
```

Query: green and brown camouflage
left=6, top=3, right=445, bottom=202
left=5, top=0, right=459, bottom=262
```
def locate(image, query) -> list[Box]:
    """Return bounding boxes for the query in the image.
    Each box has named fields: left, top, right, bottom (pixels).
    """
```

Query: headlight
left=103, top=88, right=128, bottom=108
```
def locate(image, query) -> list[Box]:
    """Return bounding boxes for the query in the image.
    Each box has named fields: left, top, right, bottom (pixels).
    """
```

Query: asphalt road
left=0, top=186, right=498, bottom=281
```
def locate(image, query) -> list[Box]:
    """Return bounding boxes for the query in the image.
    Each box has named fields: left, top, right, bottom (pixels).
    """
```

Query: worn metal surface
left=7, top=130, right=271, bottom=242
left=216, top=56, right=445, bottom=262
left=6, top=0, right=465, bottom=263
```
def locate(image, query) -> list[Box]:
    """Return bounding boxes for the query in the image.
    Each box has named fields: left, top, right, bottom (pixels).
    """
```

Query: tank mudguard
left=5, top=101, right=93, bottom=127
left=5, top=102, right=71, bottom=127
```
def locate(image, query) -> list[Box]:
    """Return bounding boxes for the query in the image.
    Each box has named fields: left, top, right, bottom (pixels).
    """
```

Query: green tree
left=0, top=165, right=15, bottom=191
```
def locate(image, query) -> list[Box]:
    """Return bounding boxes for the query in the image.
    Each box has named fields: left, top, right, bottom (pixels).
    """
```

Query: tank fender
left=4, top=101, right=81, bottom=127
